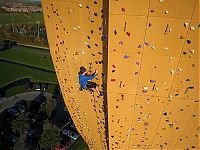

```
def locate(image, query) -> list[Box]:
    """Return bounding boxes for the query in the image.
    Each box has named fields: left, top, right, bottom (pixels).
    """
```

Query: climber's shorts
left=86, top=81, right=97, bottom=89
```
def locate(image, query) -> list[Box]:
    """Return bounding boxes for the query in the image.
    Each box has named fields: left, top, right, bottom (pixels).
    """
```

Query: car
left=35, top=96, right=47, bottom=106
left=4, top=132, right=19, bottom=145
left=35, top=84, right=41, bottom=91
left=62, top=129, right=79, bottom=141
left=15, top=100, right=28, bottom=112
left=6, top=107, right=20, bottom=117
left=70, top=123, right=76, bottom=130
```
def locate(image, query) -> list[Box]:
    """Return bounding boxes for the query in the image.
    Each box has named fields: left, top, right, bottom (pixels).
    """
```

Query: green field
left=0, top=12, right=44, bottom=25
left=0, top=61, right=57, bottom=88
left=0, top=46, right=54, bottom=71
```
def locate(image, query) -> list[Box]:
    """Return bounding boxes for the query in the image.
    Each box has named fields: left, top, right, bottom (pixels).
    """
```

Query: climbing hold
left=150, top=9, right=155, bottom=13
left=91, top=30, right=94, bottom=34
left=163, top=112, right=167, bottom=116
left=126, top=32, right=131, bottom=36
left=180, top=35, right=185, bottom=39
left=124, top=55, right=129, bottom=59
left=187, top=40, right=191, bottom=44
left=183, top=51, right=187, bottom=55
left=151, top=45, right=155, bottom=50
left=178, top=68, right=182, bottom=72
left=164, top=47, right=168, bottom=50
left=184, top=22, right=189, bottom=28
left=79, top=3, right=82, bottom=8
left=136, top=61, right=140, bottom=65
left=114, top=30, right=117, bottom=35
left=135, top=72, right=139, bottom=75
left=150, top=79, right=155, bottom=83
left=198, top=24, right=200, bottom=28
left=190, top=26, right=195, bottom=31
left=164, top=10, right=169, bottom=14
left=87, top=45, right=91, bottom=49
left=94, top=13, right=98, bottom=16
left=186, top=79, right=190, bottom=82
left=138, top=44, right=142, bottom=48
left=189, top=49, right=194, bottom=54
left=145, top=42, right=149, bottom=46
left=121, top=8, right=125, bottom=12
left=170, top=70, right=175, bottom=74
left=87, top=36, right=91, bottom=39
left=148, top=23, right=152, bottom=27
left=119, top=41, right=124, bottom=45
left=111, top=79, right=116, bottom=81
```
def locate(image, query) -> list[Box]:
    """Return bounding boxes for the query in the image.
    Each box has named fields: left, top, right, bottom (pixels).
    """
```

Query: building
left=2, top=3, right=42, bottom=13
left=42, top=0, right=199, bottom=149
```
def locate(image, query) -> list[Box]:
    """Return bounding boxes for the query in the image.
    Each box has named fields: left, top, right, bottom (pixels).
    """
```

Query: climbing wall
left=41, top=0, right=108, bottom=149
left=43, top=0, right=199, bottom=149
left=107, top=0, right=199, bottom=149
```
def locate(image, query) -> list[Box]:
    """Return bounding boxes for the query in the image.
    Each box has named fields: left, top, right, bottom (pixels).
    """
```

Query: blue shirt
left=79, top=74, right=96, bottom=89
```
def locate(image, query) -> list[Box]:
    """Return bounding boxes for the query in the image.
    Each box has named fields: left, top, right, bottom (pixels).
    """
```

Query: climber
left=78, top=66, right=103, bottom=96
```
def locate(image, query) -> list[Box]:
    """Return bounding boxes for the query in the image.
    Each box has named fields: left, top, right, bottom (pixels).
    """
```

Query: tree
left=39, top=123, right=60, bottom=150
left=11, top=113, right=30, bottom=140
left=39, top=98, right=56, bottom=118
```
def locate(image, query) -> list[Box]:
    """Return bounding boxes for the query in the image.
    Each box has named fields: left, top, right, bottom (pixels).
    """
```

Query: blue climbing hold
left=94, top=13, right=98, bottom=16
left=87, top=45, right=91, bottom=49
left=187, top=40, right=191, bottom=44
left=124, top=55, right=129, bottom=59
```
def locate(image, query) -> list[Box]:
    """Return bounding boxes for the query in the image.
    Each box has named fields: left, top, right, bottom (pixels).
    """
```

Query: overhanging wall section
left=107, top=0, right=199, bottom=149
left=42, top=0, right=107, bottom=149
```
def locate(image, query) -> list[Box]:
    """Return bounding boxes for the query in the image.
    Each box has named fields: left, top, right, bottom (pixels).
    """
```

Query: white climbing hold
left=164, top=47, right=168, bottom=50
left=79, top=3, right=82, bottom=8
left=143, top=87, right=148, bottom=90
left=169, top=28, right=172, bottom=32
left=189, top=49, right=195, bottom=54
left=168, top=95, right=173, bottom=98
left=190, top=26, right=195, bottom=31
left=162, top=81, right=166, bottom=85
left=169, top=57, right=173, bottom=59
left=160, top=0, right=164, bottom=2
left=73, top=27, right=77, bottom=30
left=77, top=25, right=80, bottom=29
left=165, top=10, right=169, bottom=14
left=151, top=45, right=155, bottom=50
left=184, top=22, right=189, bottom=28
left=178, top=68, right=182, bottom=72
left=170, top=70, right=175, bottom=74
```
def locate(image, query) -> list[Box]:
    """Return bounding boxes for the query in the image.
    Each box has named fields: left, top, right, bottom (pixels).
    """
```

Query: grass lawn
left=5, top=85, right=29, bottom=98
left=0, top=12, right=44, bottom=25
left=69, top=137, right=89, bottom=150
left=0, top=61, right=57, bottom=88
left=0, top=46, right=54, bottom=71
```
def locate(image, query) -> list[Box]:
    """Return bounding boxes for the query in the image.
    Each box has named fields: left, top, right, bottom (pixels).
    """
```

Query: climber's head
left=79, top=66, right=87, bottom=75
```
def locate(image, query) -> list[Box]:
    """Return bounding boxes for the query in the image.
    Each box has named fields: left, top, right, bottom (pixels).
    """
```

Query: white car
left=62, top=129, right=79, bottom=141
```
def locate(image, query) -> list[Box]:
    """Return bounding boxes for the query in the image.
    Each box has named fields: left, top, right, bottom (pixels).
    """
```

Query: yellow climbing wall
left=42, top=0, right=199, bottom=149
left=108, top=0, right=199, bottom=149
left=42, top=0, right=107, bottom=149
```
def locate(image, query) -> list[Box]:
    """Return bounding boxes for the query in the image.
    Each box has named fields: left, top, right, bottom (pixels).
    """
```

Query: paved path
left=17, top=43, right=49, bottom=51
left=0, top=91, right=52, bottom=113
left=0, top=58, right=55, bottom=74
